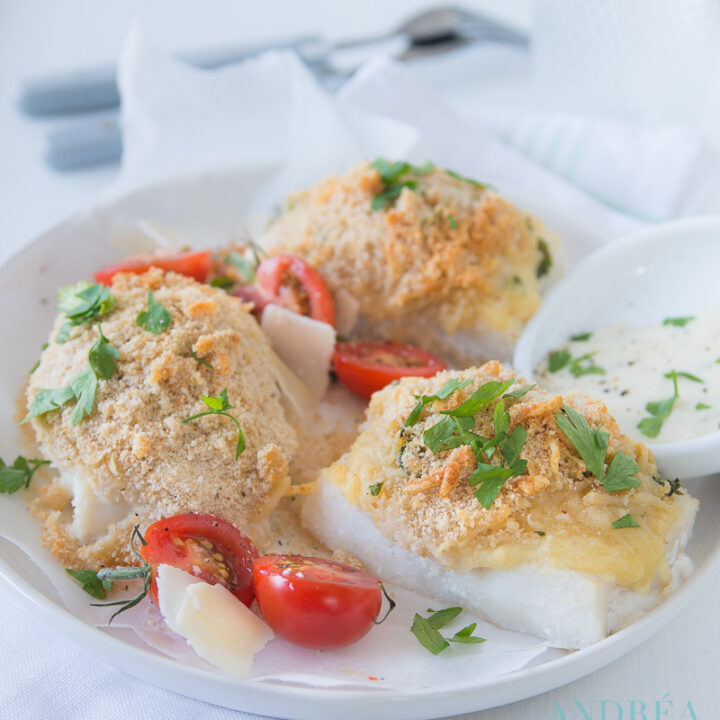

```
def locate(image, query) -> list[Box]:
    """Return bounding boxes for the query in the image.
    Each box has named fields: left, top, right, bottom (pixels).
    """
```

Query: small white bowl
left=514, top=216, right=720, bottom=480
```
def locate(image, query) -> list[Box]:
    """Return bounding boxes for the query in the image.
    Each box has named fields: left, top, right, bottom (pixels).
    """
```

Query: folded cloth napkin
left=481, top=111, right=720, bottom=222
left=114, top=28, right=642, bottom=240
left=115, top=28, right=720, bottom=241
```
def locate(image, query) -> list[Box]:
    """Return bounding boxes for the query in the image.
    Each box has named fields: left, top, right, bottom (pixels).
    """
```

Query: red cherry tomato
left=141, top=513, right=258, bottom=607
left=333, top=341, right=447, bottom=401
left=94, top=250, right=212, bottom=286
left=253, top=554, right=383, bottom=649
left=256, top=254, right=335, bottom=326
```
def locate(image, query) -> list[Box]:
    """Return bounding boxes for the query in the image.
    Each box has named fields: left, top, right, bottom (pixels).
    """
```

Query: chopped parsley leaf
left=136, top=291, right=172, bottom=335
left=665, top=370, right=703, bottom=384
left=445, top=169, right=487, bottom=189
left=696, top=402, right=711, bottom=410
left=440, top=379, right=514, bottom=417
left=535, top=530, right=546, bottom=536
left=182, top=389, right=246, bottom=458
left=548, top=350, right=571, bottom=373
left=369, top=482, right=383, bottom=496
left=0, top=456, right=50, bottom=494
left=555, top=404, right=640, bottom=492
left=536, top=238, right=552, bottom=278
left=55, top=281, right=116, bottom=343
left=68, top=366, right=98, bottom=426
left=22, top=386, right=75, bottom=423
left=404, top=378, right=472, bottom=427
left=638, top=370, right=681, bottom=438
left=612, top=513, right=640, bottom=529
left=447, top=214, right=458, bottom=230
left=210, top=276, right=235, bottom=290
left=503, top=384, right=536, bottom=399
left=66, top=568, right=114, bottom=600
left=569, top=352, right=605, bottom=378
left=663, top=316, right=694, bottom=327
left=190, top=348, right=214, bottom=370
left=411, top=607, right=485, bottom=655
left=88, top=324, right=119, bottom=379
left=570, top=332, right=592, bottom=342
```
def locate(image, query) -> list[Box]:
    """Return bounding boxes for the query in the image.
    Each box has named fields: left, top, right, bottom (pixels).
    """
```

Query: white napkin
left=113, top=28, right=641, bottom=240
left=481, top=110, right=720, bottom=222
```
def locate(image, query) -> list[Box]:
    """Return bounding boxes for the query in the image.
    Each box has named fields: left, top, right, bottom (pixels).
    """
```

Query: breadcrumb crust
left=26, top=269, right=297, bottom=568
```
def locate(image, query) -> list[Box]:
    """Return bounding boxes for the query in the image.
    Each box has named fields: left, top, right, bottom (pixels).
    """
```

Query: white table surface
left=0, top=1, right=717, bottom=717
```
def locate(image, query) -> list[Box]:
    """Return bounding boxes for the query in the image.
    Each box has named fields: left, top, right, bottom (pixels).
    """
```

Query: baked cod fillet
left=302, top=362, right=697, bottom=649
left=27, top=269, right=297, bottom=569
left=261, top=161, right=562, bottom=367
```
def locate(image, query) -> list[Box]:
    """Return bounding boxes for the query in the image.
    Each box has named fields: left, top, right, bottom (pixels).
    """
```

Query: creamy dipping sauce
left=536, top=306, right=720, bottom=444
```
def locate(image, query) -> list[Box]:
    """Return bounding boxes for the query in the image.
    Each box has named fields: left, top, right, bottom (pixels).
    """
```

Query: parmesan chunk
left=261, top=304, right=334, bottom=399
left=156, top=564, right=273, bottom=677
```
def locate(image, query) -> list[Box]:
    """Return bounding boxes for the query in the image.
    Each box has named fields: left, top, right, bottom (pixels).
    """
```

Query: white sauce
left=536, top=306, right=720, bottom=444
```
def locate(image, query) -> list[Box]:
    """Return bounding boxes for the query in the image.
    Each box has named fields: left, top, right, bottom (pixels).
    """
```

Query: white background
left=0, top=1, right=717, bottom=718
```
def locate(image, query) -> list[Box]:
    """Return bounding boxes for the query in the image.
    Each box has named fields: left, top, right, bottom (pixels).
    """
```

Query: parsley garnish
left=190, top=348, right=214, bottom=370
left=666, top=370, right=703, bottom=383
left=369, top=482, right=383, bottom=496
left=447, top=214, right=458, bottom=229
left=548, top=348, right=604, bottom=376
left=696, top=402, right=711, bottom=410
left=182, top=388, right=246, bottom=458
left=612, top=513, right=640, bottom=529
left=440, top=380, right=514, bottom=418
left=81, top=526, right=153, bottom=622
left=0, top=456, right=50, bottom=494
left=136, top=290, right=172, bottom=335
left=570, top=332, right=592, bottom=342
left=210, top=276, right=234, bottom=290
left=468, top=399, right=528, bottom=508
left=68, top=366, right=98, bottom=426
left=535, top=530, right=546, bottom=536
left=555, top=404, right=641, bottom=492
left=502, top=384, right=536, bottom=399
left=409, top=378, right=533, bottom=508
left=637, top=370, right=698, bottom=438
left=411, top=607, right=485, bottom=655
left=445, top=169, right=487, bottom=189
left=536, top=239, right=552, bottom=278
left=23, top=386, right=74, bottom=422
left=24, top=324, right=118, bottom=425
left=663, top=316, right=694, bottom=327
left=370, top=159, right=421, bottom=211
left=548, top=350, right=571, bottom=373
left=66, top=569, right=115, bottom=600
left=424, top=415, right=484, bottom=455
left=88, top=324, right=119, bottom=379
left=569, top=352, right=605, bottom=378
left=405, top=378, right=472, bottom=427
left=56, top=281, right=116, bottom=343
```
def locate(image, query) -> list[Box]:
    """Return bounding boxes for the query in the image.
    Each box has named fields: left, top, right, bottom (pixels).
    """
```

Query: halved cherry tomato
left=256, top=254, right=335, bottom=326
left=141, top=513, right=258, bottom=607
left=253, top=555, right=383, bottom=649
left=333, top=341, right=447, bottom=401
left=94, top=250, right=212, bottom=286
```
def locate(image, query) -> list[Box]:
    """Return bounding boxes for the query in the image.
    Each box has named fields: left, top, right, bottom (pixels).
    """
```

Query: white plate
left=1, top=168, right=717, bottom=719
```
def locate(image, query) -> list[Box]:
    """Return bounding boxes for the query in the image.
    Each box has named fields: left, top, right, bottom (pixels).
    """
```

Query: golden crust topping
left=319, top=362, right=696, bottom=590
left=27, top=270, right=297, bottom=568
